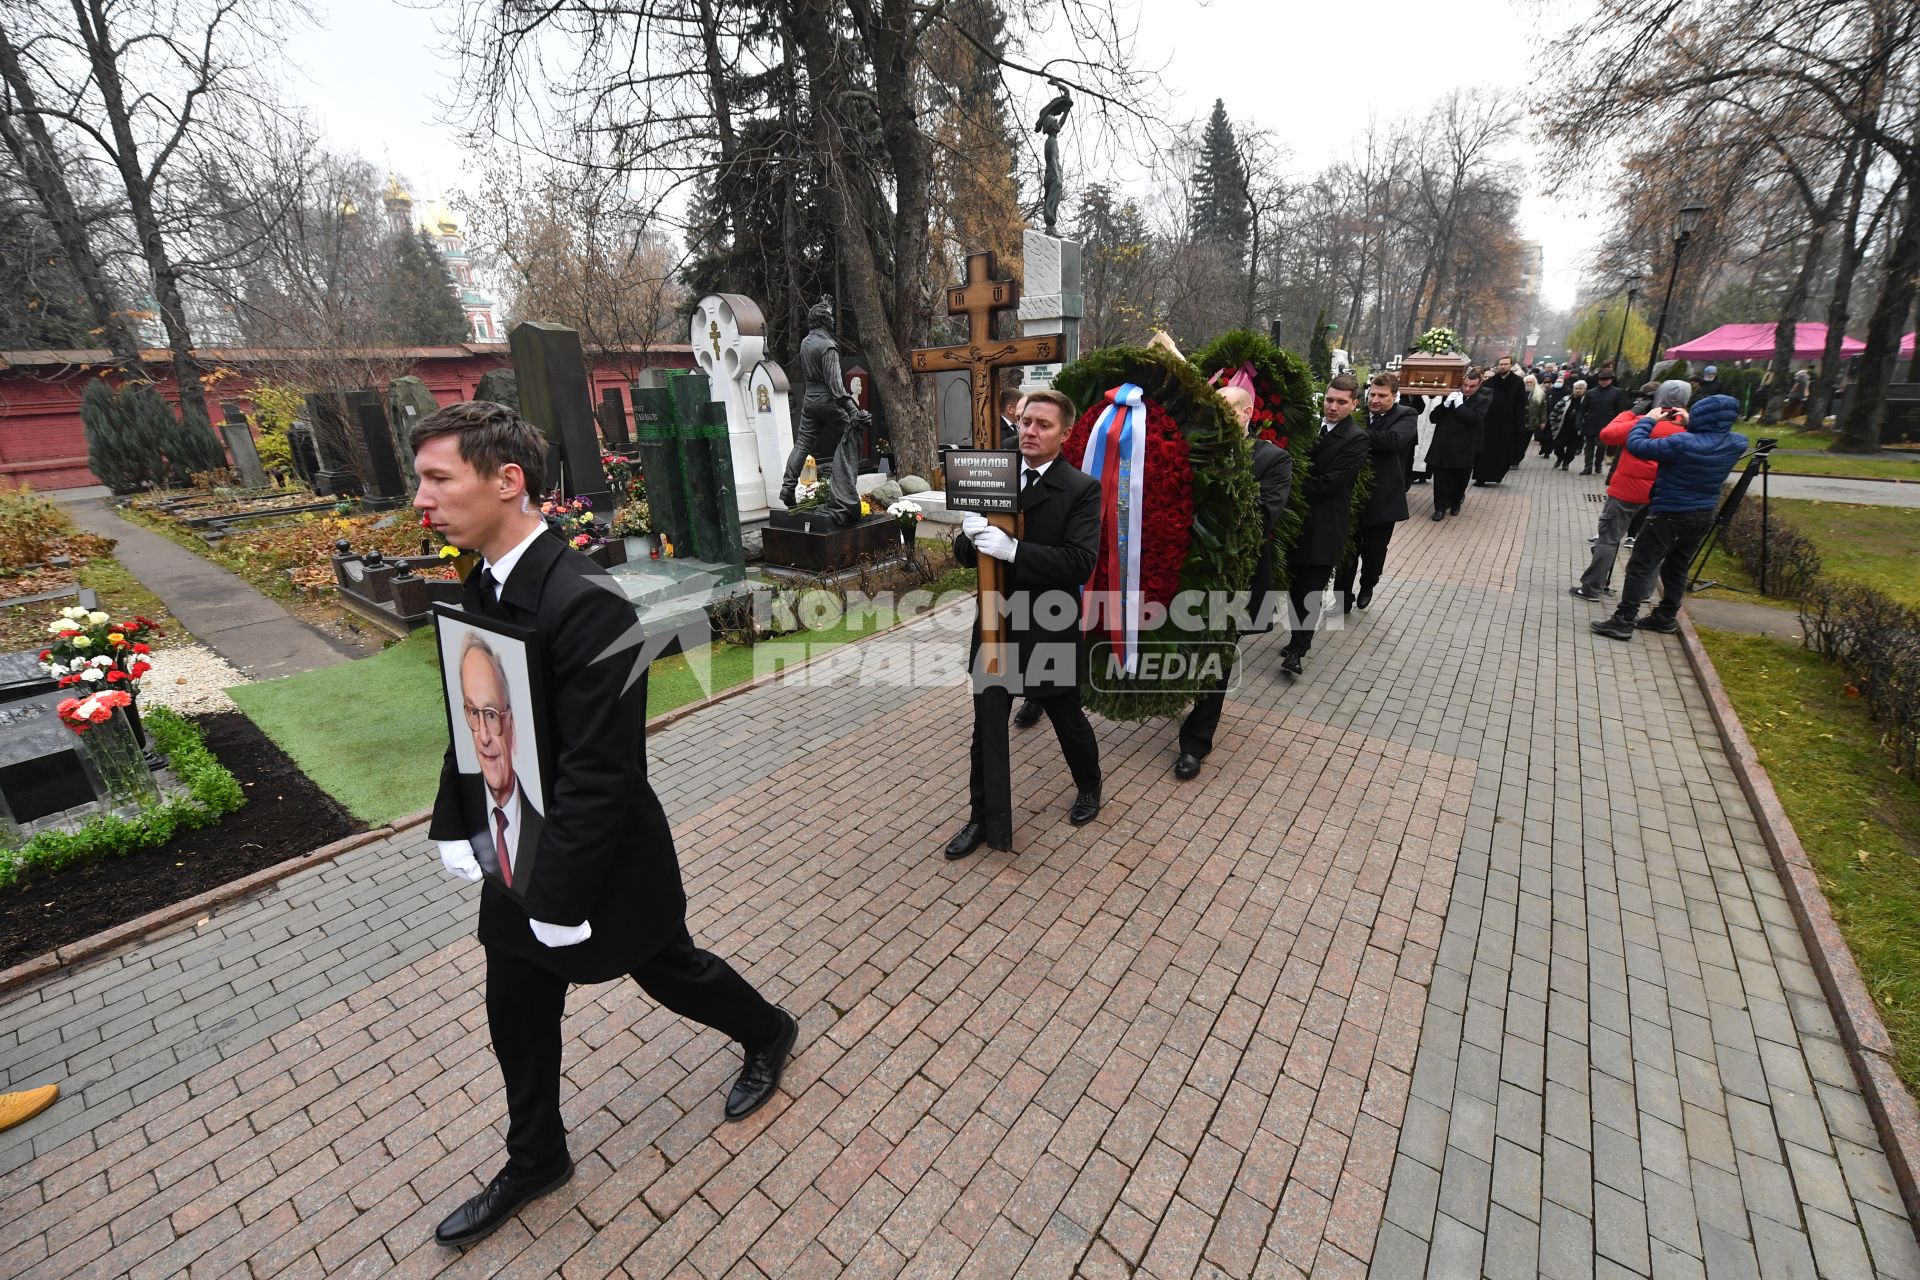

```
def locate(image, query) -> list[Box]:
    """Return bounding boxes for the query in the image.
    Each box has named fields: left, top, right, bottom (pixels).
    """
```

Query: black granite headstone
left=286, top=421, right=321, bottom=488
left=667, top=371, right=743, bottom=567
left=0, top=692, right=99, bottom=823
left=219, top=400, right=270, bottom=489
left=302, top=392, right=360, bottom=496
left=508, top=323, right=613, bottom=512
left=345, top=390, right=407, bottom=509
left=598, top=386, right=631, bottom=449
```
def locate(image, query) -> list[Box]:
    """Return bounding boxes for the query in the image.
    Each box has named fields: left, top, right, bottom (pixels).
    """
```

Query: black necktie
left=1023, top=468, right=1039, bottom=492
left=477, top=568, right=500, bottom=615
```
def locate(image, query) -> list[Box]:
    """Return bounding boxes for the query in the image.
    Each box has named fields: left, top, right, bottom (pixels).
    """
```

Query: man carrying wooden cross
left=946, top=387, right=1104, bottom=858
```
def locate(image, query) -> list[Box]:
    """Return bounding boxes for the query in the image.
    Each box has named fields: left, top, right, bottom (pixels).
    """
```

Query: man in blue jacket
left=1591, top=391, right=1747, bottom=640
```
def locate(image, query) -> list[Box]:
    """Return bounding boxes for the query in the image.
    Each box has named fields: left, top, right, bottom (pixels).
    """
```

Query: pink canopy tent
left=1903, top=331, right=1915, bottom=358
left=1664, top=322, right=1864, bottom=361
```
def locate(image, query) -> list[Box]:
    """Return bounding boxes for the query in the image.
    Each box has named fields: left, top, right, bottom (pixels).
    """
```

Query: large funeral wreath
left=1052, top=345, right=1259, bottom=721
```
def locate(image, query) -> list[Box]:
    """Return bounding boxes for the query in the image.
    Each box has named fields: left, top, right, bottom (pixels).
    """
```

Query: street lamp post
left=1613, top=271, right=1643, bottom=375
left=1647, top=204, right=1707, bottom=375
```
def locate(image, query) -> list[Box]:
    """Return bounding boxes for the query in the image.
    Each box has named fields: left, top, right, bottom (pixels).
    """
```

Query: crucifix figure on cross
left=912, top=251, right=1063, bottom=450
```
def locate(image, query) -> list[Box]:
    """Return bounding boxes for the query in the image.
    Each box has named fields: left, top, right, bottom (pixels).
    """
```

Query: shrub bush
left=1798, top=580, right=1920, bottom=778
left=1722, top=499, right=1823, bottom=601
left=81, top=381, right=230, bottom=491
left=1716, top=367, right=1765, bottom=416
left=0, top=707, right=245, bottom=888
left=0, top=480, right=67, bottom=567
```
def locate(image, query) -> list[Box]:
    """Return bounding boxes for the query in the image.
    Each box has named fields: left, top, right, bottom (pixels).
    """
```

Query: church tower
left=382, top=174, right=413, bottom=240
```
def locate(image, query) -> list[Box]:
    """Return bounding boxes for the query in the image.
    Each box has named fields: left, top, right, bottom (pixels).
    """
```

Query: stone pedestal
left=1018, top=229, right=1083, bottom=392
left=761, top=511, right=902, bottom=573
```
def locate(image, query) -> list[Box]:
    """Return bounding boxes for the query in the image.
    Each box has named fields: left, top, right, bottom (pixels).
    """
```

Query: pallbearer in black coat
left=1427, top=368, right=1489, bottom=518
left=1173, top=385, right=1294, bottom=779
left=412, top=402, right=796, bottom=1250
left=1334, top=372, right=1418, bottom=613
left=1279, top=373, right=1370, bottom=679
left=947, top=388, right=1103, bottom=859
left=1472, top=355, right=1529, bottom=484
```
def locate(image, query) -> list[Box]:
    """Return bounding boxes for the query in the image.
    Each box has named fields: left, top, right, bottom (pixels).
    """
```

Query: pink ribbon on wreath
left=1208, top=362, right=1258, bottom=397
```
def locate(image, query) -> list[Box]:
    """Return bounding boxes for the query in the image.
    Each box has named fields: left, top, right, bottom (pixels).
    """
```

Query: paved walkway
left=1762, top=474, right=1920, bottom=507
left=4, top=461, right=1915, bottom=1278
left=55, top=492, right=357, bottom=680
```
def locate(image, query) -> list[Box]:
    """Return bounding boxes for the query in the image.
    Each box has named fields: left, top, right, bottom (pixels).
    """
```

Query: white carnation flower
left=81, top=667, right=103, bottom=681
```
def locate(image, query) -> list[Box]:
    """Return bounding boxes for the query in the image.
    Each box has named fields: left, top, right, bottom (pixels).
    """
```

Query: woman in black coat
left=1425, top=368, right=1488, bottom=518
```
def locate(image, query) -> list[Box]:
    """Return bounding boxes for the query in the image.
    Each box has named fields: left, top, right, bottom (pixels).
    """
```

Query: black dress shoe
left=1068, top=789, right=1101, bottom=825
left=1355, top=589, right=1373, bottom=610
left=1013, top=699, right=1044, bottom=729
left=1449, top=506, right=1461, bottom=517
left=1431, top=508, right=1445, bottom=522
left=945, top=822, right=986, bottom=860
left=1173, top=752, right=1203, bottom=780
left=1568, top=585, right=1603, bottom=600
left=726, top=1008, right=798, bottom=1121
left=1280, top=650, right=1304, bottom=678
left=434, top=1160, right=575, bottom=1247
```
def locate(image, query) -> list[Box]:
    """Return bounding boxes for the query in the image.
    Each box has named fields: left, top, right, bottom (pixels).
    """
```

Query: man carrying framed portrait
left=413, top=400, right=797, bottom=1249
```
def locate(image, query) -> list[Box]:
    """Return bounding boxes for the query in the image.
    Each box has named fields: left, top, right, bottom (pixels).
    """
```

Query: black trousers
left=1582, top=436, right=1605, bottom=473
left=1611, top=509, right=1715, bottom=623
left=1431, top=467, right=1471, bottom=514
left=1287, top=563, right=1334, bottom=656
left=1333, top=522, right=1396, bottom=598
left=486, top=934, right=783, bottom=1176
left=969, top=684, right=1099, bottom=844
left=1179, top=673, right=1231, bottom=757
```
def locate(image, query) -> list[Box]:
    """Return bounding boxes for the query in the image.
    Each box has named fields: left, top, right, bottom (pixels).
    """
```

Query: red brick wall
left=0, top=346, right=693, bottom=491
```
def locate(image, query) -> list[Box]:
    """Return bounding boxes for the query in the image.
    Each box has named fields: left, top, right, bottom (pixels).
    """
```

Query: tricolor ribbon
left=1082, top=383, right=1148, bottom=674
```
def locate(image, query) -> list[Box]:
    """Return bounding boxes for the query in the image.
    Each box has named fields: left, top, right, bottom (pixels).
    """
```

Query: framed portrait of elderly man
left=432, top=604, right=552, bottom=904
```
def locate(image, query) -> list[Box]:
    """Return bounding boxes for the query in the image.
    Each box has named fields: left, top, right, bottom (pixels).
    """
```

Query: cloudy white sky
left=289, top=0, right=1598, bottom=312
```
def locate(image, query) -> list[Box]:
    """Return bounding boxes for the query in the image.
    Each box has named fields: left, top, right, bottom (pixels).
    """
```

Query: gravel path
left=140, top=640, right=250, bottom=715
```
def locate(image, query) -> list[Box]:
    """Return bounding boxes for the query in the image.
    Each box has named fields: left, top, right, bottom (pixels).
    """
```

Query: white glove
left=1442, top=391, right=1464, bottom=409
left=437, top=840, right=483, bottom=882
left=973, top=526, right=1017, bottom=561
left=961, top=513, right=989, bottom=538
left=529, top=918, right=593, bottom=947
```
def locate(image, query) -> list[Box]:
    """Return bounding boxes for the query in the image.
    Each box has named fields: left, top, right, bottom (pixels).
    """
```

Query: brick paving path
left=3, top=461, right=1916, bottom=1278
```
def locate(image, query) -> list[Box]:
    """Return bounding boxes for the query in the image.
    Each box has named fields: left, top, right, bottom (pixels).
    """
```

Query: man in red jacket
left=1570, top=380, right=1690, bottom=600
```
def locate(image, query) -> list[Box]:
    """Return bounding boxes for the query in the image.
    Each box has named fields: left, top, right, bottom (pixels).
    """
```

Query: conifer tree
left=1189, top=99, right=1252, bottom=257
left=1308, top=307, right=1332, bottom=381
left=379, top=229, right=471, bottom=344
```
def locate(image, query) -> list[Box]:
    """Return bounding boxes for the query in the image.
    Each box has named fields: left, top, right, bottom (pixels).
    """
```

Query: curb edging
left=0, top=598, right=969, bottom=999
left=0, top=826, right=394, bottom=999
left=1677, top=611, right=1920, bottom=1230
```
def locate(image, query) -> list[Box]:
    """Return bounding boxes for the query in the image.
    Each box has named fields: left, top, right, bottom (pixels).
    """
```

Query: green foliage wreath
left=1053, top=346, right=1259, bottom=721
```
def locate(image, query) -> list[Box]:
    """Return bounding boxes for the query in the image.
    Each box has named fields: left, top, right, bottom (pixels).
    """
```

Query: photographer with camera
left=1591, top=389, right=1748, bottom=640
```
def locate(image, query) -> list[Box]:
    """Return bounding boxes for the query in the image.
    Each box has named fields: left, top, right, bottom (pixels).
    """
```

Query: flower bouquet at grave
left=56, top=688, right=157, bottom=806
left=39, top=607, right=158, bottom=692
left=1052, top=345, right=1260, bottom=721
left=539, top=495, right=611, bottom=552
left=1412, top=326, right=1459, bottom=355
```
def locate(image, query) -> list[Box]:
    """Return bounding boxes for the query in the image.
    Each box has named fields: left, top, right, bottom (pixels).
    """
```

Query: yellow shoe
left=0, top=1084, right=58, bottom=1133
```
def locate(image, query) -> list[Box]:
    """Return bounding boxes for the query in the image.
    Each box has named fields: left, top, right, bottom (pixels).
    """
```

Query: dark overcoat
left=430, top=531, right=689, bottom=984
left=1287, top=417, right=1370, bottom=567
left=954, top=457, right=1101, bottom=695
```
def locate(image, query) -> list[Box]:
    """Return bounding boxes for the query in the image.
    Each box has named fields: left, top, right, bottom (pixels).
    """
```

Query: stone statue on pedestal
left=1036, top=84, right=1073, bottom=237
left=780, top=297, right=866, bottom=527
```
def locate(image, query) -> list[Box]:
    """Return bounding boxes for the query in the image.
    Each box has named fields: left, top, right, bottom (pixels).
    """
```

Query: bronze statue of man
left=780, top=297, right=865, bottom=527
left=1035, top=84, right=1073, bottom=237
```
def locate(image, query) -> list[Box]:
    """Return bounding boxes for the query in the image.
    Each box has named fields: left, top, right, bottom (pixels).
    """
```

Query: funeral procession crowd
left=253, top=321, right=1742, bottom=1252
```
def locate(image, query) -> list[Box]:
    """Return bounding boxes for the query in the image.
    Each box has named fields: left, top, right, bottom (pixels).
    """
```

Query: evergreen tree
left=0, top=191, right=94, bottom=348
left=379, top=229, right=470, bottom=344
left=1308, top=307, right=1332, bottom=381
left=81, top=379, right=156, bottom=493
left=1189, top=100, right=1252, bottom=257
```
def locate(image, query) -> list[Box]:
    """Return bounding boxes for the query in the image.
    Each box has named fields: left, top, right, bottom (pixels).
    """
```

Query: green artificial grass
left=1697, top=627, right=1920, bottom=1092
left=227, top=590, right=972, bottom=825
left=229, top=630, right=451, bottom=824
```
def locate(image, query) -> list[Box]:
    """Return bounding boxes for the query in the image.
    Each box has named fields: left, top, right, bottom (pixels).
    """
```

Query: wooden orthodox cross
left=912, top=252, right=1065, bottom=676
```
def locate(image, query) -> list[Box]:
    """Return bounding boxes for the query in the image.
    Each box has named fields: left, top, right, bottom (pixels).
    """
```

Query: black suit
left=999, top=417, right=1019, bottom=450
left=1335, top=404, right=1418, bottom=601
left=1179, top=436, right=1294, bottom=756
left=1284, top=418, right=1369, bottom=657
left=431, top=529, right=782, bottom=1179
left=954, top=457, right=1102, bottom=845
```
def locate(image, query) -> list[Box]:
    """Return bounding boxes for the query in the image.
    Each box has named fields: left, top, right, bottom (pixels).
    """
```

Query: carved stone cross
left=912, top=252, right=1064, bottom=449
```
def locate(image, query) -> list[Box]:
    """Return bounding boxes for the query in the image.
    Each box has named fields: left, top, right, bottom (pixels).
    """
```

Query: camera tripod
left=1689, top=437, right=1778, bottom=594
